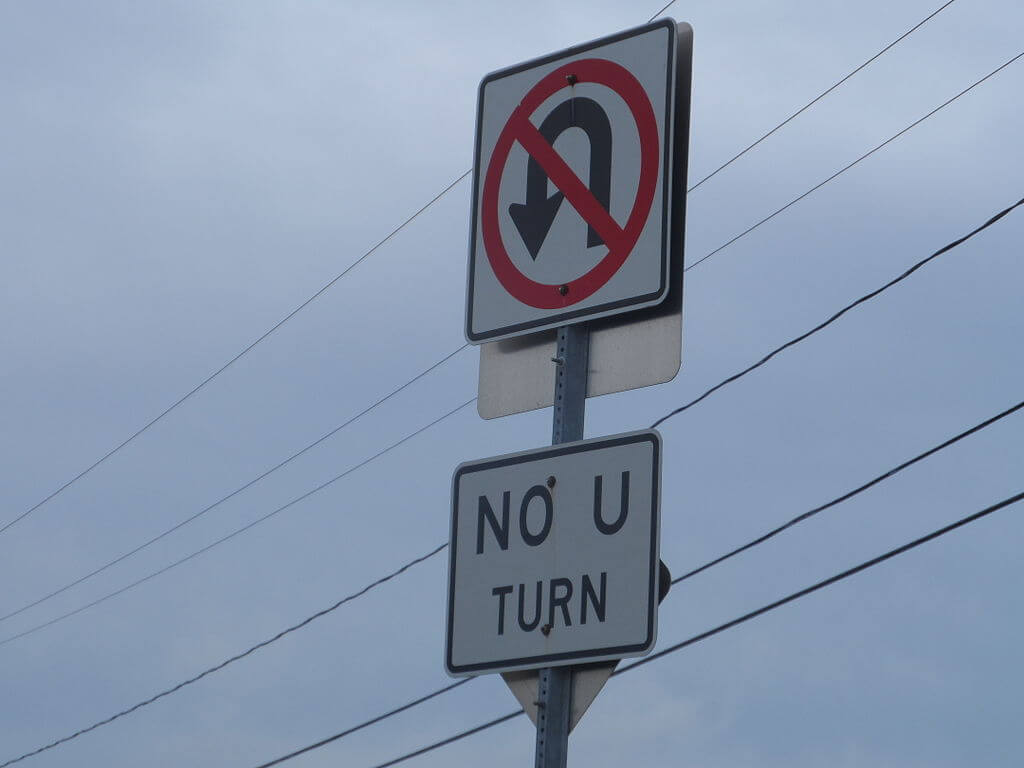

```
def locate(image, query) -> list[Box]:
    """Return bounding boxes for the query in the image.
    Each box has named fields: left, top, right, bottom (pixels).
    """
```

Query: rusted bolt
left=541, top=624, right=553, bottom=636
left=546, top=475, right=556, bottom=488
left=558, top=284, right=569, bottom=296
left=566, top=74, right=578, bottom=85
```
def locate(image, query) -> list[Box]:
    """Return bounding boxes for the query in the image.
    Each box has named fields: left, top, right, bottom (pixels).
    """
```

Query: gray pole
left=535, top=322, right=590, bottom=768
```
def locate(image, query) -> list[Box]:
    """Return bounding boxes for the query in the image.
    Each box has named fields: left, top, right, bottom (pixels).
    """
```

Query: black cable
left=672, top=397, right=1024, bottom=584
left=6, top=188, right=1017, bottom=677
left=5, top=0, right=936, bottom=611
left=248, top=679, right=478, bottom=768
left=367, top=712, right=523, bottom=768
left=0, top=0, right=668, bottom=627
left=685, top=51, right=1024, bottom=273
left=4, top=15, right=1014, bottom=761
left=626, top=489, right=1024, bottom=673
left=0, top=544, right=449, bottom=768
left=0, top=172, right=472, bottom=537
left=341, top=489, right=1024, bottom=768
left=8, top=45, right=1007, bottom=651
left=0, top=398, right=475, bottom=648
left=686, top=0, right=958, bottom=193
left=0, top=344, right=469, bottom=626
left=13, top=390, right=1021, bottom=762
left=136, top=85, right=1019, bottom=664
left=646, top=0, right=678, bottom=22
left=7, top=191, right=1019, bottom=650
left=3, top=12, right=1006, bottom=766
left=652, top=195, right=1024, bottom=429
left=0, top=0, right=981, bottom=641
left=1, top=0, right=953, bottom=540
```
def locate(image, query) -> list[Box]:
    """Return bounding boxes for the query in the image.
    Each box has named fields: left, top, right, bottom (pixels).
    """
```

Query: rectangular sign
left=477, top=285, right=682, bottom=419
left=446, top=431, right=661, bottom=675
left=465, top=20, right=689, bottom=343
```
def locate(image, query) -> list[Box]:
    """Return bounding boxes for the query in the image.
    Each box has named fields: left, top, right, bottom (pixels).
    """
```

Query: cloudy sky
left=1, top=1, right=1022, bottom=767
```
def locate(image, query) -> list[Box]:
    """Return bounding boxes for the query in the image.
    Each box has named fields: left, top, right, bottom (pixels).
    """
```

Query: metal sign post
left=450, top=16, right=691, bottom=765
left=536, top=322, right=590, bottom=768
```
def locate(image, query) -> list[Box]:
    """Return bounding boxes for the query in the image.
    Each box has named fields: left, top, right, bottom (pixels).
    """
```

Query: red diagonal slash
left=508, top=108, right=628, bottom=254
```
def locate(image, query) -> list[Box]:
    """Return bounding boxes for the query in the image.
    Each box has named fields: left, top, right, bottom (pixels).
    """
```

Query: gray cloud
left=1, top=1, right=1021, bottom=767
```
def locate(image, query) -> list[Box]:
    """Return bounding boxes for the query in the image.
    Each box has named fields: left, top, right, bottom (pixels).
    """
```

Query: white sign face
left=445, top=431, right=661, bottom=676
left=465, top=20, right=683, bottom=343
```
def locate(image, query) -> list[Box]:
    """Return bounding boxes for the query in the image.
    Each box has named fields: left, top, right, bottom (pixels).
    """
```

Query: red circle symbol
left=481, top=58, right=660, bottom=309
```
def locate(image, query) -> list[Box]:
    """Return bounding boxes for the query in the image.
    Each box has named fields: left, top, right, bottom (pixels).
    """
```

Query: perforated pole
left=535, top=322, right=590, bottom=768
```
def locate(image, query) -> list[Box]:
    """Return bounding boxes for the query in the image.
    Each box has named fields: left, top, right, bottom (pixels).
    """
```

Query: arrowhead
left=509, top=191, right=564, bottom=260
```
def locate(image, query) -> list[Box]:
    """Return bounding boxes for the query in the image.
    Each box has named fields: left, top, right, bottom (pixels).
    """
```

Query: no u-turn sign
left=465, top=20, right=691, bottom=343
left=445, top=431, right=661, bottom=675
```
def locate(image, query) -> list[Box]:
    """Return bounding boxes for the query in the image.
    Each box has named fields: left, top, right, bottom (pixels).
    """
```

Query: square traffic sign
left=465, top=19, right=690, bottom=343
left=445, top=431, right=661, bottom=676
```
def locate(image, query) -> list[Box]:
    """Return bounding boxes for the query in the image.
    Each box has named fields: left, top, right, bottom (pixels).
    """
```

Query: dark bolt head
left=541, top=624, right=552, bottom=636
left=558, top=284, right=569, bottom=296
left=546, top=475, right=556, bottom=488
left=566, top=74, right=578, bottom=85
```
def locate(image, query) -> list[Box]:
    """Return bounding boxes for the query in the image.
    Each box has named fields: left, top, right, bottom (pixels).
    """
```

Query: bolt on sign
left=445, top=431, right=661, bottom=675
left=465, top=19, right=686, bottom=343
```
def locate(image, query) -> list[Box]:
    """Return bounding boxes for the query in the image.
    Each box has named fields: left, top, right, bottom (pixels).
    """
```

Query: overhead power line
left=16, top=38, right=1007, bottom=635
left=12, top=36, right=1014, bottom=627
left=0, top=344, right=469, bottom=626
left=249, top=685, right=486, bottom=768
left=5, top=17, right=1012, bottom=756
left=7, top=12, right=975, bottom=626
left=365, top=713, right=523, bottom=768
left=624, top=489, right=1024, bottom=673
left=249, top=489, right=1024, bottom=768
left=1, top=0, right=947, bottom=537
left=6, top=192, right=1018, bottom=653
left=1, top=6, right=1010, bottom=765
left=9, top=392, right=1021, bottom=765
left=686, top=0, right=958, bottom=192
left=646, top=0, right=678, bottom=22
left=653, top=195, right=1024, bottom=428
left=0, top=545, right=449, bottom=768
left=685, top=49, right=1024, bottom=272
left=0, top=398, right=475, bottom=649
left=672, top=397, right=1024, bottom=585
left=0, top=172, right=471, bottom=538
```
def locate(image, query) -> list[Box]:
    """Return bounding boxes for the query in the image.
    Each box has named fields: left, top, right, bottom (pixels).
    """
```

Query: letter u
left=517, top=581, right=543, bottom=632
left=593, top=471, right=629, bottom=535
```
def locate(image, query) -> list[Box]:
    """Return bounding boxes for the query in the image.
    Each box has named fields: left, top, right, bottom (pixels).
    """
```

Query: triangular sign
left=501, top=561, right=671, bottom=731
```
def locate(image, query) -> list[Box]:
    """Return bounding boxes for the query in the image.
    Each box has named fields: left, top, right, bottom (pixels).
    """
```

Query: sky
left=1, top=1, right=1022, bottom=767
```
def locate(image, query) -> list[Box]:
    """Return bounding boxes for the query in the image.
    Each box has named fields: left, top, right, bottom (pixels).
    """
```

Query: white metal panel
left=477, top=306, right=681, bottom=419
left=446, top=431, right=661, bottom=675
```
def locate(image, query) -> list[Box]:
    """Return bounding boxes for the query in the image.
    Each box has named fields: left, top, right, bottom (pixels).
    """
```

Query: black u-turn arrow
left=508, top=97, right=613, bottom=260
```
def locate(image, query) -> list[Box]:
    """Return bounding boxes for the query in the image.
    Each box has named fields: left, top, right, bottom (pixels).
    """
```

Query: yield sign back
left=465, top=19, right=683, bottom=343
